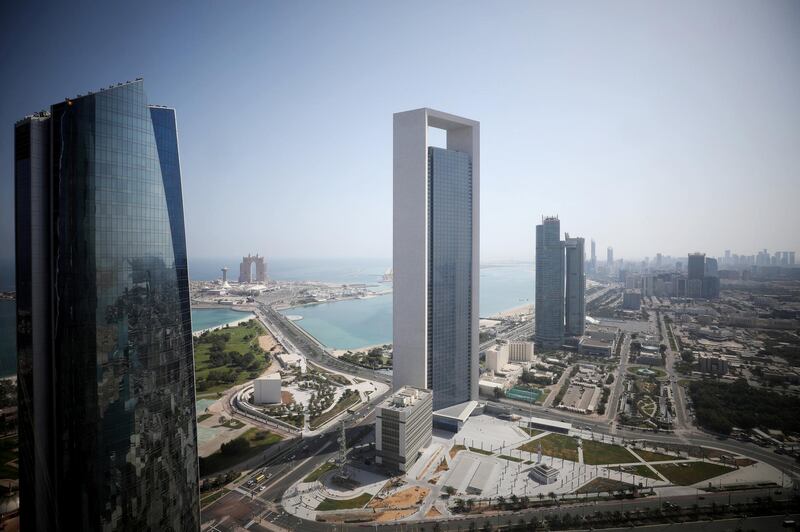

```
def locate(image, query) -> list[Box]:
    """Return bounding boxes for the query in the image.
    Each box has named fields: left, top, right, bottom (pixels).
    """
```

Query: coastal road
left=606, top=331, right=630, bottom=431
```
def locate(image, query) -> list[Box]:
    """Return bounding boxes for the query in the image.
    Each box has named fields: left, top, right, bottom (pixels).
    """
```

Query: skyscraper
left=393, top=108, right=479, bottom=411
left=535, top=217, right=565, bottom=349
left=14, top=80, right=199, bottom=530
left=590, top=239, right=596, bottom=273
left=607, top=247, right=614, bottom=269
left=688, top=252, right=706, bottom=280
left=564, top=236, right=586, bottom=337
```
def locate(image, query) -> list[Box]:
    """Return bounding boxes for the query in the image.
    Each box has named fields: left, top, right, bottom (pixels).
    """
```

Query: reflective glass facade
left=535, top=218, right=565, bottom=348
left=427, top=147, right=473, bottom=410
left=15, top=80, right=199, bottom=531
left=565, top=237, right=585, bottom=337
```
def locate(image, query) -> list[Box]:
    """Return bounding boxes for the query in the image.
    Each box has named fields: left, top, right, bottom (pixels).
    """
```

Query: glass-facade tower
left=535, top=217, right=565, bottom=349
left=14, top=79, right=199, bottom=531
left=393, top=109, right=479, bottom=412
left=564, top=236, right=586, bottom=337
left=427, top=147, right=473, bottom=409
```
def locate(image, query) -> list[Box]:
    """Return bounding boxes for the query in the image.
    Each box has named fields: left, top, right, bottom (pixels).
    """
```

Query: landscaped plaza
left=280, top=413, right=790, bottom=524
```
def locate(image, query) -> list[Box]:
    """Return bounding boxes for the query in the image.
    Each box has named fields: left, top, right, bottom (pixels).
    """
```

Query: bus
left=255, top=474, right=266, bottom=483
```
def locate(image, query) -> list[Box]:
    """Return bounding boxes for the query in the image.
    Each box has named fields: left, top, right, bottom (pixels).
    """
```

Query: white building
left=393, top=108, right=480, bottom=412
left=376, top=386, right=433, bottom=472
left=486, top=345, right=509, bottom=373
left=253, top=373, right=282, bottom=404
left=508, top=341, right=534, bottom=362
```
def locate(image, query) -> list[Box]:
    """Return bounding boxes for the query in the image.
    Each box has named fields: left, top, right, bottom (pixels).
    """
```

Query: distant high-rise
left=705, top=257, right=718, bottom=277
left=535, top=217, right=565, bottom=349
left=688, top=252, right=706, bottom=280
left=393, top=108, right=479, bottom=411
left=607, top=247, right=614, bottom=269
left=239, top=253, right=267, bottom=283
left=14, top=80, right=199, bottom=530
left=564, top=236, right=585, bottom=337
left=590, top=239, right=597, bottom=273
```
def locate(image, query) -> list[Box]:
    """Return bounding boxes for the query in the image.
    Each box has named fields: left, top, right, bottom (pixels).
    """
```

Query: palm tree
left=496, top=495, right=506, bottom=510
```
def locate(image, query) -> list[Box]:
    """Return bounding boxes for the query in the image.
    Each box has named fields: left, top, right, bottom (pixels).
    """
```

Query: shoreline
left=192, top=314, right=256, bottom=336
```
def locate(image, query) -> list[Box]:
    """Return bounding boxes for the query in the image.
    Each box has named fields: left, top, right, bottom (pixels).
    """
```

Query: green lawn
left=199, top=428, right=282, bottom=477
left=309, top=391, right=361, bottom=430
left=305, top=461, right=338, bottom=483
left=653, top=462, right=733, bottom=486
left=610, top=464, right=662, bottom=481
left=635, top=448, right=677, bottom=462
left=194, top=320, right=269, bottom=395
left=575, top=477, right=634, bottom=494
left=316, top=493, right=373, bottom=511
left=520, top=427, right=543, bottom=437
left=468, top=447, right=494, bottom=456
left=582, top=440, right=637, bottom=465
left=0, top=436, right=17, bottom=480
left=197, top=413, right=213, bottom=423
left=200, top=488, right=229, bottom=508
left=498, top=454, right=523, bottom=462
left=517, top=433, right=578, bottom=462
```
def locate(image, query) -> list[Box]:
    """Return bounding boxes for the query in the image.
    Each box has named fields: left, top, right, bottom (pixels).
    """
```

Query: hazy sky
left=1, top=0, right=798, bottom=265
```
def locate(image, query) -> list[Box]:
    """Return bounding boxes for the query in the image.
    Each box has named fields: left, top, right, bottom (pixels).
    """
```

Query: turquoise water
left=285, top=295, right=392, bottom=350
left=191, top=308, right=254, bottom=332
left=283, top=263, right=534, bottom=349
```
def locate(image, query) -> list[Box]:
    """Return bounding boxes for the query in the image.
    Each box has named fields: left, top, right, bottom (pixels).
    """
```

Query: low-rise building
left=622, top=290, right=642, bottom=310
left=486, top=345, right=509, bottom=373
left=508, top=341, right=534, bottom=362
left=376, top=386, right=433, bottom=472
left=253, top=373, right=282, bottom=404
left=698, top=354, right=729, bottom=376
left=529, top=463, right=559, bottom=484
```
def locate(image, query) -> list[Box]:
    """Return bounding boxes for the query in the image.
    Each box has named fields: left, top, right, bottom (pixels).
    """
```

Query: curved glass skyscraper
left=14, top=79, right=199, bottom=531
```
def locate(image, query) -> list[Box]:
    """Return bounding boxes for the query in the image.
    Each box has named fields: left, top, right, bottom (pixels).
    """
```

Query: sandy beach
left=487, top=303, right=533, bottom=320
left=331, top=343, right=391, bottom=358
left=191, top=316, right=255, bottom=336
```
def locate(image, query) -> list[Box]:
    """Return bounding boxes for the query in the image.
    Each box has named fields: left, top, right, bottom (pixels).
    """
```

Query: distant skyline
left=2, top=1, right=799, bottom=267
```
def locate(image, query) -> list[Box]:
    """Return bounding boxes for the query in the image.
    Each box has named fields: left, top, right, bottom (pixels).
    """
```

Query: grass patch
left=582, top=440, right=637, bottom=465
left=199, top=428, right=282, bottom=477
left=214, top=418, right=245, bottom=430
left=521, top=427, right=543, bottom=437
left=576, top=477, right=634, bottom=494
left=635, top=449, right=677, bottom=462
left=449, top=445, right=466, bottom=459
left=309, top=391, right=361, bottom=430
left=518, top=433, right=578, bottom=462
left=200, top=488, right=229, bottom=508
left=627, top=365, right=667, bottom=379
left=498, top=454, right=523, bottom=462
left=316, top=493, right=373, bottom=511
left=197, top=413, right=213, bottom=423
left=653, top=462, right=733, bottom=486
left=305, top=461, right=337, bottom=483
left=468, top=447, right=494, bottom=456
left=194, top=319, right=269, bottom=395
left=610, top=464, right=661, bottom=481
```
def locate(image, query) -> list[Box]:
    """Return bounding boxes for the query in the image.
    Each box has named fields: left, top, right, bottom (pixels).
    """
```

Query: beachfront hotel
left=392, top=108, right=479, bottom=413
left=14, top=79, right=199, bottom=530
